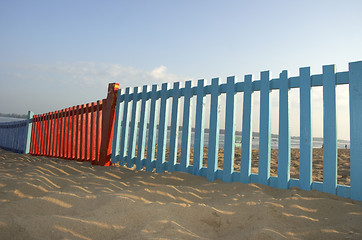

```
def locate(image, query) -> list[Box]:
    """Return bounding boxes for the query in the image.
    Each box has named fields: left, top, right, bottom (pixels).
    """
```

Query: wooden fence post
left=259, top=71, right=271, bottom=185
left=349, top=61, right=362, bottom=201
left=240, top=74, right=253, bottom=184
left=322, top=65, right=337, bottom=195
left=25, top=111, right=34, bottom=154
left=98, top=83, right=119, bottom=166
left=207, top=78, right=220, bottom=181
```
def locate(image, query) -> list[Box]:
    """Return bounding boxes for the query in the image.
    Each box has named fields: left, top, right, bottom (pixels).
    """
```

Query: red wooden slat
left=95, top=100, right=101, bottom=165
left=46, top=112, right=51, bottom=156
left=45, top=113, right=50, bottom=156
left=99, top=83, right=119, bottom=166
left=80, top=105, right=85, bottom=161
left=59, top=109, right=64, bottom=158
left=49, top=112, right=54, bottom=156
left=67, top=108, right=71, bottom=159
left=72, top=107, right=76, bottom=159
left=50, top=112, right=55, bottom=157
left=62, top=109, right=66, bottom=158
left=48, top=113, right=52, bottom=156
left=38, top=114, right=43, bottom=155
left=68, top=107, right=72, bottom=159
left=52, top=111, right=56, bottom=157
left=56, top=111, right=61, bottom=157
left=43, top=113, right=47, bottom=156
left=90, top=102, right=95, bottom=163
left=51, top=112, right=55, bottom=157
left=64, top=108, right=69, bottom=159
left=85, top=103, right=90, bottom=161
left=43, top=113, right=48, bottom=156
left=30, top=115, right=37, bottom=154
left=74, top=105, right=79, bottom=160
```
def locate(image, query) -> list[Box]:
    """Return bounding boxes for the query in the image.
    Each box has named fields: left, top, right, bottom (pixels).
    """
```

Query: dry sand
left=0, top=148, right=361, bottom=240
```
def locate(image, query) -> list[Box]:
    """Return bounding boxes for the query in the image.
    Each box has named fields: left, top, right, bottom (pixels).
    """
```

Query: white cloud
left=0, top=62, right=185, bottom=89
left=150, top=65, right=167, bottom=79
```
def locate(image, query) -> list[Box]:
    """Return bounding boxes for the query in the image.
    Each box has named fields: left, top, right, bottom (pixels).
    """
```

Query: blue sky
left=1, top=0, right=361, bottom=139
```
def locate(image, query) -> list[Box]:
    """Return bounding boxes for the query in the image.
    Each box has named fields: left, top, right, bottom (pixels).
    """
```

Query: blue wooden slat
left=168, top=82, right=180, bottom=172
left=259, top=71, right=271, bottom=185
left=223, top=76, right=236, bottom=182
left=299, top=67, right=313, bottom=191
left=336, top=72, right=349, bottom=85
left=119, top=88, right=130, bottom=166
left=322, top=65, right=337, bottom=195
left=14, top=127, right=19, bottom=152
left=136, top=85, right=149, bottom=170
left=349, top=61, right=362, bottom=201
left=311, top=74, right=323, bottom=86
left=277, top=70, right=291, bottom=189
left=19, top=125, right=24, bottom=153
left=180, top=81, right=193, bottom=172
left=240, top=75, right=253, bottom=184
left=337, top=185, right=350, bottom=199
left=156, top=83, right=169, bottom=173
left=193, top=79, right=205, bottom=175
left=235, top=82, right=244, bottom=92
left=207, top=78, right=220, bottom=181
left=111, top=88, right=124, bottom=163
left=146, top=84, right=159, bottom=171
left=127, top=87, right=139, bottom=168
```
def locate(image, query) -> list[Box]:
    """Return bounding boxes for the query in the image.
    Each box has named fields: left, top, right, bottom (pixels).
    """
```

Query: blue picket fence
left=0, top=111, right=34, bottom=154
left=112, top=61, right=360, bottom=201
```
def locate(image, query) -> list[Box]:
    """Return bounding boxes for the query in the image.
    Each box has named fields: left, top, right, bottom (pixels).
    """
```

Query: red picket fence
left=29, top=83, right=119, bottom=166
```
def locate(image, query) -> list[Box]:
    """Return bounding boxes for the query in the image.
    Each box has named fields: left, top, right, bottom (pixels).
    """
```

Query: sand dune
left=0, top=148, right=361, bottom=240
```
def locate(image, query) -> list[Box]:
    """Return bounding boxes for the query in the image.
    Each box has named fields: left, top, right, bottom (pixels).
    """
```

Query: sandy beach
left=0, top=148, right=361, bottom=240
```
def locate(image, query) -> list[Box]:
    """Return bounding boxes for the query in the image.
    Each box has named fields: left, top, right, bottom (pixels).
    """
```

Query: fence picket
left=299, top=67, right=313, bottom=190
left=111, top=89, right=124, bottom=164
left=168, top=82, right=180, bottom=172
left=278, top=70, right=291, bottom=189
left=193, top=79, right=205, bottom=175
left=90, top=103, right=95, bottom=162
left=322, top=65, right=337, bottom=195
left=85, top=105, right=90, bottom=161
left=259, top=71, right=271, bottom=185
left=71, top=107, right=76, bottom=159
left=60, top=109, right=65, bottom=158
left=127, top=87, right=139, bottom=168
left=207, top=78, right=220, bottom=181
left=25, top=111, right=34, bottom=154
left=95, top=100, right=102, bottom=163
left=135, top=86, right=149, bottom=170
left=240, top=75, right=253, bottom=183
left=349, top=61, right=362, bottom=201
left=156, top=83, right=169, bottom=172
left=223, top=76, right=236, bottom=182
left=79, top=105, right=84, bottom=160
left=180, top=81, right=193, bottom=173
left=119, top=88, right=130, bottom=166
left=146, top=85, right=159, bottom=171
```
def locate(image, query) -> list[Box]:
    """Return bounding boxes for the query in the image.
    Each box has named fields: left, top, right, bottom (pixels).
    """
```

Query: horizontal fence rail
left=111, top=61, right=362, bottom=201
left=29, top=83, right=119, bottom=166
left=0, top=111, right=33, bottom=153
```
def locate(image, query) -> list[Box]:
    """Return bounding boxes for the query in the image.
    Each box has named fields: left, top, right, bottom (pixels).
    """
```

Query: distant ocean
left=0, top=117, right=26, bottom=123
left=0, top=116, right=350, bottom=149
left=156, top=129, right=350, bottom=149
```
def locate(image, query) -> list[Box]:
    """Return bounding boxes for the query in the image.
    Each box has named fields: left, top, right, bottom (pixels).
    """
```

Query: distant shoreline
left=0, top=116, right=26, bottom=123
